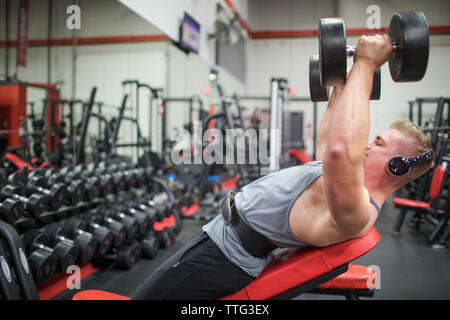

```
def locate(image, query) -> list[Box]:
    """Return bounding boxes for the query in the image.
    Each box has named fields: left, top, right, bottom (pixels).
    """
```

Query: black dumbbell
left=137, top=195, right=167, bottom=222
left=59, top=166, right=95, bottom=202
left=154, top=228, right=174, bottom=249
left=126, top=199, right=159, bottom=225
left=316, top=12, right=428, bottom=88
left=91, top=241, right=141, bottom=270
left=21, top=230, right=59, bottom=285
left=63, top=167, right=101, bottom=202
left=115, top=241, right=141, bottom=270
left=7, top=172, right=28, bottom=190
left=94, top=167, right=125, bottom=194
left=0, top=185, right=48, bottom=218
left=118, top=163, right=139, bottom=188
left=80, top=211, right=127, bottom=249
left=43, top=224, right=80, bottom=272
left=43, top=169, right=85, bottom=206
left=120, top=203, right=152, bottom=235
left=107, top=164, right=135, bottom=191
left=81, top=170, right=114, bottom=198
left=25, top=176, right=67, bottom=211
left=133, top=167, right=147, bottom=186
left=98, top=207, right=138, bottom=241
left=139, top=234, right=159, bottom=259
left=65, top=217, right=113, bottom=256
left=0, top=198, right=24, bottom=224
left=56, top=221, right=98, bottom=264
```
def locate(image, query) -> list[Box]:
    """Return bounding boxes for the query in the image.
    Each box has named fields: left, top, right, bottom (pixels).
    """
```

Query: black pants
left=131, top=231, right=255, bottom=300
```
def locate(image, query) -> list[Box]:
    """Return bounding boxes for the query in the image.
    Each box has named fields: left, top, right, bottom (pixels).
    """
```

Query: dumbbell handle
left=6, top=193, right=29, bottom=204
left=346, top=44, right=399, bottom=57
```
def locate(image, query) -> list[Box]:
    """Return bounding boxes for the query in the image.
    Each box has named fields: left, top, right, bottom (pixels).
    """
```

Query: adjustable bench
left=72, top=227, right=380, bottom=300
left=393, top=164, right=447, bottom=242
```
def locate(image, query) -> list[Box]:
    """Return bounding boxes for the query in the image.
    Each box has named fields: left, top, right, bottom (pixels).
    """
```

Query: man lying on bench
left=127, top=35, right=434, bottom=300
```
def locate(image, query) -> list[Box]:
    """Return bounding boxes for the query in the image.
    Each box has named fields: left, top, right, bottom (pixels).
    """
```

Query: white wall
left=119, top=0, right=250, bottom=67
left=246, top=0, right=450, bottom=157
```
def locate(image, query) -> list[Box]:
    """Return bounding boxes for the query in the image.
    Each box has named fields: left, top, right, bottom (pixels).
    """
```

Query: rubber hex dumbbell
left=80, top=211, right=127, bottom=249
left=0, top=185, right=48, bottom=218
left=63, top=167, right=101, bottom=202
left=139, top=233, right=159, bottom=259
left=120, top=203, right=152, bottom=235
left=7, top=172, right=28, bottom=190
left=99, top=207, right=138, bottom=241
left=65, top=217, right=113, bottom=256
left=136, top=195, right=166, bottom=222
left=91, top=241, right=141, bottom=270
left=126, top=199, right=159, bottom=225
left=81, top=169, right=114, bottom=198
left=43, top=224, right=80, bottom=272
left=118, top=163, right=139, bottom=188
left=25, top=176, right=67, bottom=211
left=0, top=198, right=24, bottom=224
left=153, top=228, right=174, bottom=249
left=94, top=167, right=125, bottom=194
left=56, top=221, right=98, bottom=264
left=21, top=230, right=60, bottom=284
left=115, top=241, right=141, bottom=270
left=107, top=165, right=134, bottom=191
left=43, top=169, right=84, bottom=206
left=132, top=167, right=147, bottom=187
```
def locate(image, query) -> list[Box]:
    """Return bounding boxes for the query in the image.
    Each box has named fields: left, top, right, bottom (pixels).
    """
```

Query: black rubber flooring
left=54, top=198, right=450, bottom=300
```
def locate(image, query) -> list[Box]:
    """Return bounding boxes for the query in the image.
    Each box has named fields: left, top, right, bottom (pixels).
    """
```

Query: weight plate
left=370, top=68, right=381, bottom=100
left=309, top=55, right=330, bottom=102
left=388, top=12, right=429, bottom=82
left=319, top=18, right=347, bottom=87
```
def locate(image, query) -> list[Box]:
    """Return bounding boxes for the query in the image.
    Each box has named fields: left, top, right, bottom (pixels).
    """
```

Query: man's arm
left=322, top=35, right=392, bottom=236
left=316, top=87, right=343, bottom=160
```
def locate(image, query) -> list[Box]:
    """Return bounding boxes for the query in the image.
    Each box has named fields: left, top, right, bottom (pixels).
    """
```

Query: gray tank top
left=202, top=161, right=380, bottom=277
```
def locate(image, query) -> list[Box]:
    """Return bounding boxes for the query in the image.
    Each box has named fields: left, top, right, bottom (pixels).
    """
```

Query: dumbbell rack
left=0, top=163, right=187, bottom=300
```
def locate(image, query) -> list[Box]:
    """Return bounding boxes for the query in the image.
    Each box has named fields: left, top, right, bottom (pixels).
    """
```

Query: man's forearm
left=325, top=61, right=375, bottom=163
left=316, top=87, right=343, bottom=160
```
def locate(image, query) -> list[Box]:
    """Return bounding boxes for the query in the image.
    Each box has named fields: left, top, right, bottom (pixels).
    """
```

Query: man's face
left=363, top=129, right=415, bottom=177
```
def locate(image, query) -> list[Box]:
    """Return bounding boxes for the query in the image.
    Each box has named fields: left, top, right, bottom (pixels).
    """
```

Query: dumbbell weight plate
left=26, top=193, right=49, bottom=217
left=8, top=172, right=27, bottom=189
left=0, top=199, right=23, bottom=224
left=22, top=230, right=58, bottom=285
left=53, top=239, right=80, bottom=273
left=140, top=235, right=158, bottom=259
left=309, top=55, right=330, bottom=102
left=28, top=249, right=58, bottom=285
left=155, top=229, right=172, bottom=249
left=115, top=243, right=140, bottom=270
left=88, top=224, right=114, bottom=256
left=73, top=232, right=98, bottom=264
left=388, top=11, right=429, bottom=82
left=319, top=18, right=347, bottom=87
left=370, top=68, right=381, bottom=100
left=66, top=180, right=84, bottom=206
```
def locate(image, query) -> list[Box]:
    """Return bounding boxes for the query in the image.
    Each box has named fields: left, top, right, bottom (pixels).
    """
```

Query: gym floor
left=54, top=196, right=450, bottom=300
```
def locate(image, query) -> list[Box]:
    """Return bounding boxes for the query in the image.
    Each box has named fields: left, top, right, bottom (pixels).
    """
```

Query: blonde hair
left=390, top=120, right=434, bottom=183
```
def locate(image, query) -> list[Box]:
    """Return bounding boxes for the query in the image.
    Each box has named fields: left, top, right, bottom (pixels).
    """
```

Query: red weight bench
left=73, top=227, right=380, bottom=300
left=393, top=164, right=447, bottom=242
